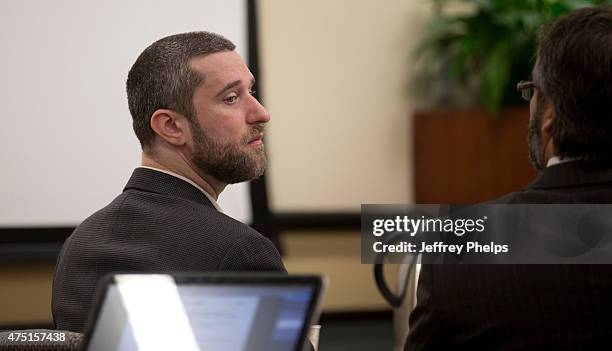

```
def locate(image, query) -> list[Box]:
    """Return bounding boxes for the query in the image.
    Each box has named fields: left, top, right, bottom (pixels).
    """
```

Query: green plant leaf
left=481, top=41, right=513, bottom=115
left=412, top=0, right=606, bottom=114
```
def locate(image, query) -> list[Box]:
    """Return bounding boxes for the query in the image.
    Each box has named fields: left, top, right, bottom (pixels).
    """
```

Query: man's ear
left=150, top=109, right=190, bottom=146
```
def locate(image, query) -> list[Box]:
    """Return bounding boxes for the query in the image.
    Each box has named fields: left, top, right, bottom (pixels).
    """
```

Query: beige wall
left=258, top=0, right=430, bottom=212
left=0, top=264, right=54, bottom=325
left=282, top=230, right=399, bottom=311
left=257, top=0, right=429, bottom=312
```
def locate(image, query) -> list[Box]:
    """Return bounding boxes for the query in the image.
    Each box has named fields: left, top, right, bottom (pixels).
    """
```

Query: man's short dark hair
left=127, top=32, right=235, bottom=150
left=534, top=5, right=612, bottom=164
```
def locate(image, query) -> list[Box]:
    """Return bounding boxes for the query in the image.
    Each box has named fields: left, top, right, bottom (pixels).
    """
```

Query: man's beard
left=190, top=122, right=266, bottom=184
left=527, top=97, right=545, bottom=171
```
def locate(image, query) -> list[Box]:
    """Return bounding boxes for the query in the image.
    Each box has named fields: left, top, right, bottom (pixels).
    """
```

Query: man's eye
left=224, top=95, right=238, bottom=104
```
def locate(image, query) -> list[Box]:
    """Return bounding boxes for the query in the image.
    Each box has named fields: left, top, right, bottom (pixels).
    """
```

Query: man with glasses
left=406, top=6, right=612, bottom=350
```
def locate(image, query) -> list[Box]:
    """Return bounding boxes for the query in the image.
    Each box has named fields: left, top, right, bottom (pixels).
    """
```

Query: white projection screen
left=0, top=0, right=253, bottom=230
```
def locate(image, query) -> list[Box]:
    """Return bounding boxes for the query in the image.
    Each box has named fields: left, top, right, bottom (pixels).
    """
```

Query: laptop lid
left=80, top=273, right=325, bottom=351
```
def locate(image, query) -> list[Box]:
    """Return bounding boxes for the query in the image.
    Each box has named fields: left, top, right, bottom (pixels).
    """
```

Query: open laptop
left=80, top=273, right=325, bottom=351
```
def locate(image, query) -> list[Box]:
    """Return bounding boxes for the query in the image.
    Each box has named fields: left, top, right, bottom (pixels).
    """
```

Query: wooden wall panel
left=414, top=107, right=538, bottom=204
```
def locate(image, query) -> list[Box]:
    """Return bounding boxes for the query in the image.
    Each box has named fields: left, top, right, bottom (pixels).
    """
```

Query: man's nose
left=247, top=95, right=271, bottom=124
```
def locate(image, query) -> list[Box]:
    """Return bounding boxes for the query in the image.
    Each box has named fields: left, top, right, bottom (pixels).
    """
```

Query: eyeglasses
left=516, top=80, right=536, bottom=102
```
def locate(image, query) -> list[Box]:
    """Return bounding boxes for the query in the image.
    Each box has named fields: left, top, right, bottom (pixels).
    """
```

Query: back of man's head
left=535, top=5, right=612, bottom=164
left=126, top=32, right=235, bottom=151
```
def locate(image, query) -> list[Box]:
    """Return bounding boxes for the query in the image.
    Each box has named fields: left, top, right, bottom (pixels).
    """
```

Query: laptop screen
left=84, top=274, right=322, bottom=351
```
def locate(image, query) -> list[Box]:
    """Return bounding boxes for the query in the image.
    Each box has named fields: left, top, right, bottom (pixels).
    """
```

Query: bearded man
left=406, top=6, right=612, bottom=350
left=52, top=32, right=285, bottom=332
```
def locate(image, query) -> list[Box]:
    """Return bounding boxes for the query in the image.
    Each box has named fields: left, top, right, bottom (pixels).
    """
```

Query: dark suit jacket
left=405, top=162, right=612, bottom=351
left=52, top=168, right=286, bottom=332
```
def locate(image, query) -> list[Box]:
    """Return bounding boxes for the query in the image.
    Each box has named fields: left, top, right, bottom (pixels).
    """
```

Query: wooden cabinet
left=414, top=106, right=538, bottom=203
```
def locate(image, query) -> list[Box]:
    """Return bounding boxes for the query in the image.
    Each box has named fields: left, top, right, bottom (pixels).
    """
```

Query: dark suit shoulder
left=89, top=188, right=284, bottom=271
left=494, top=163, right=612, bottom=204
left=493, top=185, right=612, bottom=204
left=53, top=186, right=285, bottom=331
left=216, top=227, right=287, bottom=272
left=61, top=188, right=283, bottom=266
